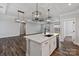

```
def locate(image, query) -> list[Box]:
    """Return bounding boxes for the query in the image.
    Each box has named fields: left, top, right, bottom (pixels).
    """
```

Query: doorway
left=63, top=18, right=76, bottom=42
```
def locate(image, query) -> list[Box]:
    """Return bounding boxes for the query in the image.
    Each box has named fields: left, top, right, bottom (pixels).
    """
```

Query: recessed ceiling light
left=68, top=3, right=72, bottom=6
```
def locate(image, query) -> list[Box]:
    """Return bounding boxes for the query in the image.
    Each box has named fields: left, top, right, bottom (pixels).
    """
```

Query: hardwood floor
left=0, top=35, right=79, bottom=56
left=51, top=37, right=79, bottom=56
left=0, top=36, right=26, bottom=56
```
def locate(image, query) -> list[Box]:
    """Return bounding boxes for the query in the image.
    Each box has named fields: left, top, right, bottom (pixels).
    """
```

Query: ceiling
left=0, top=3, right=79, bottom=19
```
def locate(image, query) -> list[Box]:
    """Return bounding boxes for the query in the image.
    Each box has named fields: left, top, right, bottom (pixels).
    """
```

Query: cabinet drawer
left=42, top=40, right=49, bottom=47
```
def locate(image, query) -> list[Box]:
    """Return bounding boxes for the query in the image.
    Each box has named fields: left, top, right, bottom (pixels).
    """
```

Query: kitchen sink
left=44, top=34, right=53, bottom=37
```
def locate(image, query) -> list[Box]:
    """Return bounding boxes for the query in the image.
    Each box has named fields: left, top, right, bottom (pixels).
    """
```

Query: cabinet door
left=30, top=41, right=41, bottom=56
left=53, top=37, right=56, bottom=50
left=49, top=37, right=56, bottom=55
left=42, top=40, right=49, bottom=56
left=49, top=38, right=54, bottom=54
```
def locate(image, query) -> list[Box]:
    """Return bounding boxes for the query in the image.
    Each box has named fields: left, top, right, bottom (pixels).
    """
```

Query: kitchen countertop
left=24, top=33, right=59, bottom=43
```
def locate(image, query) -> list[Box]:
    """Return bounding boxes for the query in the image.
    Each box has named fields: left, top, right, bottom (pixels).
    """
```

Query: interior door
left=64, top=19, right=76, bottom=41
left=64, top=20, right=73, bottom=36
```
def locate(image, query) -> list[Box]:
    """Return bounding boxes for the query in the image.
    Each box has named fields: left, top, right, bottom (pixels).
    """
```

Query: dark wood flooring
left=0, top=36, right=26, bottom=56
left=51, top=36, right=79, bottom=56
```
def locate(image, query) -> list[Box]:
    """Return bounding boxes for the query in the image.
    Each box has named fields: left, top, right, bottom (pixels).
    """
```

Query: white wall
left=0, top=15, right=20, bottom=38
left=26, top=21, right=54, bottom=35
left=74, top=16, right=79, bottom=45
left=60, top=18, right=77, bottom=42
left=26, top=22, right=42, bottom=35
left=60, top=10, right=79, bottom=42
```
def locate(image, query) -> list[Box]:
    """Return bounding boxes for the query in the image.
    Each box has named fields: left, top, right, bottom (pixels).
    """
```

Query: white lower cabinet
left=28, top=36, right=57, bottom=56
left=42, top=40, right=49, bottom=56
left=29, top=40, right=41, bottom=56
left=49, top=37, right=56, bottom=55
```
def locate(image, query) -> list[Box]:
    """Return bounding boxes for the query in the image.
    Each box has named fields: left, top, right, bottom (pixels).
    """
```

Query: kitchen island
left=24, top=33, right=59, bottom=56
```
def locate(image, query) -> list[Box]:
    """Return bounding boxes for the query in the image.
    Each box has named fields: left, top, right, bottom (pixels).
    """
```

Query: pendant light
left=15, top=10, right=25, bottom=24
left=32, top=3, right=42, bottom=22
left=46, top=8, right=52, bottom=23
left=48, top=9, right=52, bottom=19
left=45, top=9, right=52, bottom=35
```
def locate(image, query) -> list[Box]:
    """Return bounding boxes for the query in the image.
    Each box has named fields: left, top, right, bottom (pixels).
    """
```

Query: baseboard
left=0, top=35, right=20, bottom=39
left=50, top=48, right=58, bottom=56
left=73, top=41, right=79, bottom=46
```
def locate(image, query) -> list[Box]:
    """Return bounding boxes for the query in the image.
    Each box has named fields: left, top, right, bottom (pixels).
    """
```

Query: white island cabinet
left=25, top=33, right=58, bottom=56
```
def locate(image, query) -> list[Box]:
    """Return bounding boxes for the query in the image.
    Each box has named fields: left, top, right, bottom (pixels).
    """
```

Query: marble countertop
left=24, top=33, right=59, bottom=43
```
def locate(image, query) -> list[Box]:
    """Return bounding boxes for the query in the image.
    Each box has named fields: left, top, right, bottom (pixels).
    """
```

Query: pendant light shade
left=46, top=9, right=52, bottom=23
left=15, top=10, right=25, bottom=23
left=32, top=3, right=43, bottom=22
left=48, top=9, right=52, bottom=19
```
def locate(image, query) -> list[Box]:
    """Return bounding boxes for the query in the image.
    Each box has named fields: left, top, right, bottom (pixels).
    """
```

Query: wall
left=74, top=16, right=79, bottom=45
left=0, top=14, right=42, bottom=38
left=0, top=15, right=20, bottom=38
left=26, top=22, right=42, bottom=35
left=60, top=10, right=79, bottom=42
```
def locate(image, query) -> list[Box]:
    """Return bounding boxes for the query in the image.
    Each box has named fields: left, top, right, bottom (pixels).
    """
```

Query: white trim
left=73, top=41, right=79, bottom=46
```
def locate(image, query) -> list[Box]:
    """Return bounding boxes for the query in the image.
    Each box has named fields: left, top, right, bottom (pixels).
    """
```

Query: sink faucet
left=44, top=27, right=46, bottom=34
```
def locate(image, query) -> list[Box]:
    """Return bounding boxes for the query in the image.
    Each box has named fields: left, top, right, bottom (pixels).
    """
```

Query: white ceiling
left=0, top=3, right=79, bottom=19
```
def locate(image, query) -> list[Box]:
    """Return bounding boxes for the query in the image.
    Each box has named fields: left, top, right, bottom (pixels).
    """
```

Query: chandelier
left=32, top=3, right=44, bottom=22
